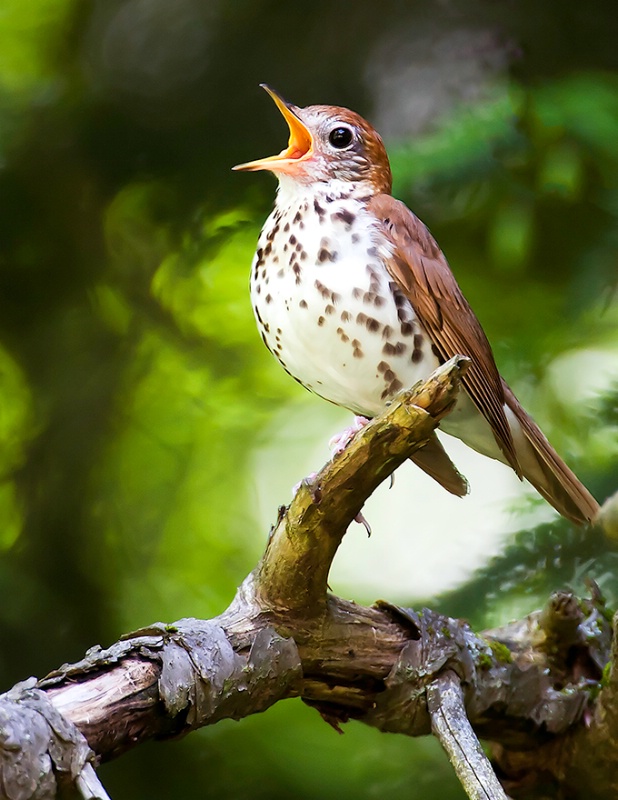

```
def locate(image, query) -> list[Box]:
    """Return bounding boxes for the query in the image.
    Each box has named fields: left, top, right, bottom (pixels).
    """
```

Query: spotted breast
left=250, top=180, right=439, bottom=417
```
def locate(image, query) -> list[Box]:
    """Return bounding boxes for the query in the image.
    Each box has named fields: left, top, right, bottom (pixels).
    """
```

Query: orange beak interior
left=233, top=85, right=313, bottom=173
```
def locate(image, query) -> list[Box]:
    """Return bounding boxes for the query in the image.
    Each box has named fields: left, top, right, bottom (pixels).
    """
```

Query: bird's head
left=233, top=85, right=392, bottom=195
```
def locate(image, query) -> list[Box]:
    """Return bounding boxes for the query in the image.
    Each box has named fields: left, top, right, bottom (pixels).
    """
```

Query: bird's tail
left=503, top=382, right=600, bottom=526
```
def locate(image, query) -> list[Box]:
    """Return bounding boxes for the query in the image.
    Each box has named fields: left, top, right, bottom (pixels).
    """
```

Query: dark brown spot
left=431, top=343, right=441, bottom=358
left=300, top=250, right=307, bottom=261
left=412, top=348, right=423, bottom=363
left=295, top=242, right=302, bottom=252
left=377, top=361, right=390, bottom=373
left=284, top=222, right=290, bottom=232
left=255, top=306, right=264, bottom=324
left=336, top=327, right=349, bottom=343
left=389, top=379, right=403, bottom=394
left=363, top=291, right=376, bottom=305
left=314, top=199, right=325, bottom=216
left=393, top=288, right=406, bottom=307
left=383, top=341, right=407, bottom=356
left=293, top=211, right=302, bottom=223
left=256, top=284, right=261, bottom=294
left=352, top=338, right=363, bottom=358
left=414, top=333, right=424, bottom=349
left=401, top=322, right=414, bottom=336
left=331, top=208, right=356, bottom=229
left=356, top=312, right=367, bottom=326
left=318, top=248, right=331, bottom=263
left=318, top=316, right=325, bottom=326
left=341, top=310, right=351, bottom=322
left=260, top=269, right=266, bottom=280
left=325, top=304, right=335, bottom=315
left=397, top=308, right=409, bottom=323
left=299, top=299, right=308, bottom=309
left=264, top=242, right=272, bottom=256
left=282, top=243, right=287, bottom=252
left=382, top=325, right=393, bottom=339
left=384, top=369, right=396, bottom=381
left=263, top=322, right=270, bottom=333
left=315, top=280, right=331, bottom=299
left=352, top=287, right=363, bottom=300
left=366, top=317, right=380, bottom=332
left=256, top=247, right=263, bottom=261
left=366, top=246, right=378, bottom=257
left=266, top=224, right=279, bottom=241
left=289, top=234, right=297, bottom=245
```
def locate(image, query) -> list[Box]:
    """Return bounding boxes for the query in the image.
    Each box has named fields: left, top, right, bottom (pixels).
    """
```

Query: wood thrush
left=234, top=85, right=599, bottom=525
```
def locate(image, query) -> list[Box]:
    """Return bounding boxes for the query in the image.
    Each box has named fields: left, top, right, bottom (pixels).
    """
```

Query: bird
left=233, top=84, right=599, bottom=525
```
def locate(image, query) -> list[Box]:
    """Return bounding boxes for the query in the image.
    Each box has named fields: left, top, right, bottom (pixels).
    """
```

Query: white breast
left=250, top=186, right=441, bottom=417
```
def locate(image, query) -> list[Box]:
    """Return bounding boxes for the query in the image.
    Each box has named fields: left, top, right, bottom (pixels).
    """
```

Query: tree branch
left=1, top=357, right=615, bottom=800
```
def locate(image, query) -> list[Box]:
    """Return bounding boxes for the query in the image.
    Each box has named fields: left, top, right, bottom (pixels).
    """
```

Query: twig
left=428, top=671, right=508, bottom=800
left=76, top=764, right=112, bottom=800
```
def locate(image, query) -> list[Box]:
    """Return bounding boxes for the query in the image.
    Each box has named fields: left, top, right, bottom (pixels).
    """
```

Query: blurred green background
left=1, top=1, right=617, bottom=797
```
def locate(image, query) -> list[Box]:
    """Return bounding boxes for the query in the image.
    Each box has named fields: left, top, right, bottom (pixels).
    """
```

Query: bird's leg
left=293, top=419, right=373, bottom=534
left=327, top=415, right=373, bottom=535
left=329, top=415, right=370, bottom=454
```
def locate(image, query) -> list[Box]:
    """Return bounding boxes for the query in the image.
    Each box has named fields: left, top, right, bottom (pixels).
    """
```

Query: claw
left=292, top=472, right=318, bottom=495
left=329, top=415, right=370, bottom=454
left=354, top=510, right=372, bottom=536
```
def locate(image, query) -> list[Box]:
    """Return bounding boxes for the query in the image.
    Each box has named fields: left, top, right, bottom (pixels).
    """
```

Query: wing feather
left=369, top=194, right=520, bottom=473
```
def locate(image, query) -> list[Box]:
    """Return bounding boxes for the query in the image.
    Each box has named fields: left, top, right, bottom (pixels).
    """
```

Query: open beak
left=233, top=84, right=313, bottom=173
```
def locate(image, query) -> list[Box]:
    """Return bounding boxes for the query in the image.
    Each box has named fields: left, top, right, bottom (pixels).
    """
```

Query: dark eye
left=328, top=126, right=354, bottom=149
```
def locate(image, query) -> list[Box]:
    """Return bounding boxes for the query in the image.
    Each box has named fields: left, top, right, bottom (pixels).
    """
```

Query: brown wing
left=369, top=193, right=521, bottom=474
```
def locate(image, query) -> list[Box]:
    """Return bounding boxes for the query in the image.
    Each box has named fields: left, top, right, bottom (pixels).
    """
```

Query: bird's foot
left=329, top=415, right=370, bottom=454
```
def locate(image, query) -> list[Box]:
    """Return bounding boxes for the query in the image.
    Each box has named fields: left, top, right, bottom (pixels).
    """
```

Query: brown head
left=233, top=85, right=392, bottom=195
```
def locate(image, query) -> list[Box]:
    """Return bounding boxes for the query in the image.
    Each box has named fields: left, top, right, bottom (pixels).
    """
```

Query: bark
left=0, top=357, right=615, bottom=800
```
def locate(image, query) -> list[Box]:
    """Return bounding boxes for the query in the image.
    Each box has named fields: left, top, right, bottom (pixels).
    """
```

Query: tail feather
left=410, top=432, right=469, bottom=497
left=503, top=382, right=599, bottom=525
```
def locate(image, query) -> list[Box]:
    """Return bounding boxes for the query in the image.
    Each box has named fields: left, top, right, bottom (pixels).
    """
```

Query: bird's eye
left=328, top=126, right=354, bottom=149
